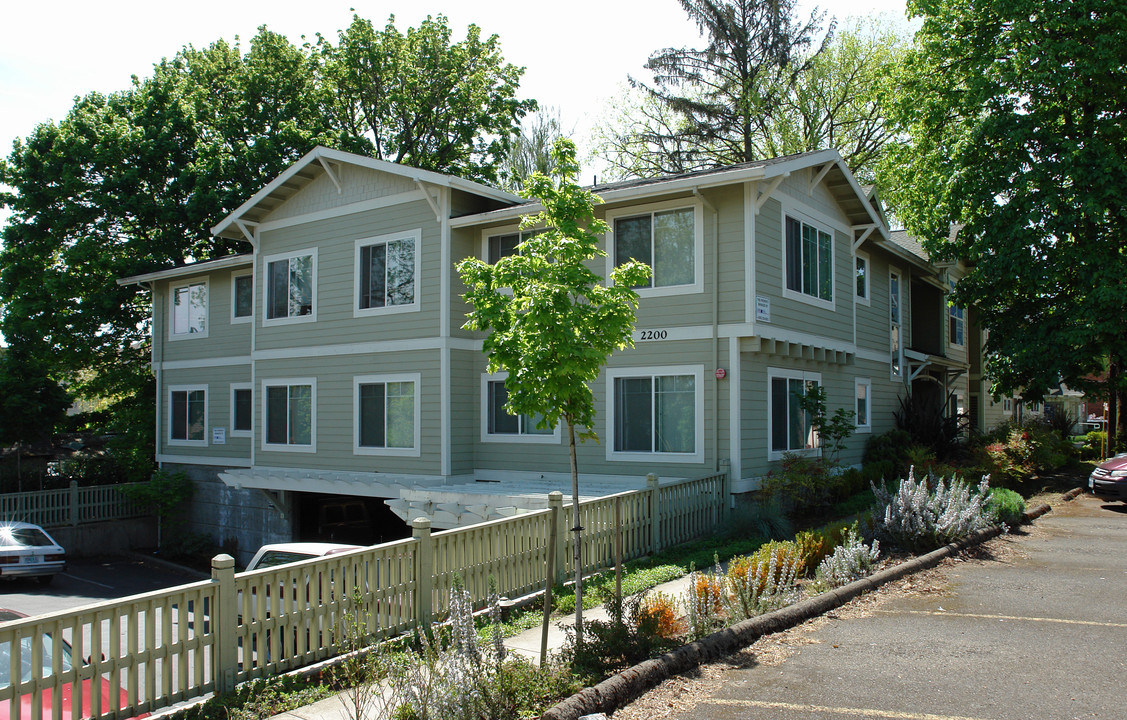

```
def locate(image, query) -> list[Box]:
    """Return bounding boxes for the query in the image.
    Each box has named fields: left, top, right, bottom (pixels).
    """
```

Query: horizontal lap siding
left=154, top=271, right=252, bottom=364
left=713, top=185, right=747, bottom=325
left=449, top=350, right=477, bottom=475
left=159, top=366, right=252, bottom=461
left=857, top=250, right=894, bottom=353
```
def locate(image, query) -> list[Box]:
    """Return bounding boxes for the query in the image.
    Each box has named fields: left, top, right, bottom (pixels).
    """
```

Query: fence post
left=69, top=481, right=79, bottom=527
left=211, top=554, right=237, bottom=694
left=412, top=518, right=434, bottom=629
left=548, top=492, right=566, bottom=585
left=720, top=459, right=732, bottom=524
left=647, top=473, right=661, bottom=554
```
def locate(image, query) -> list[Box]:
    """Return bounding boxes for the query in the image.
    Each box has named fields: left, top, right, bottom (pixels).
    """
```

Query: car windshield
left=253, top=551, right=317, bottom=569
left=0, top=635, right=74, bottom=688
left=0, top=527, right=55, bottom=548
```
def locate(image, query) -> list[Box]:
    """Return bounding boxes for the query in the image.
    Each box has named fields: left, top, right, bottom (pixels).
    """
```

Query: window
left=232, top=273, right=253, bottom=323
left=230, top=383, right=252, bottom=437
left=355, top=231, right=419, bottom=316
left=785, top=216, right=833, bottom=303
left=354, top=374, right=419, bottom=455
left=1003, top=398, right=1013, bottom=412
left=890, top=270, right=903, bottom=377
left=264, top=251, right=315, bottom=323
left=169, top=385, right=207, bottom=446
left=609, top=203, right=699, bottom=293
left=607, top=366, right=703, bottom=462
left=485, top=229, right=543, bottom=263
left=263, top=379, right=315, bottom=451
left=170, top=280, right=207, bottom=338
left=481, top=375, right=557, bottom=442
left=1028, top=401, right=1040, bottom=413
left=948, top=280, right=965, bottom=346
left=768, top=368, right=821, bottom=458
left=855, top=252, right=869, bottom=304
left=855, top=378, right=871, bottom=432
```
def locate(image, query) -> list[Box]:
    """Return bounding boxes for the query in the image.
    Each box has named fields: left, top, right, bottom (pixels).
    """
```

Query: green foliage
left=498, top=107, right=565, bottom=191
left=975, top=421, right=1073, bottom=488
left=562, top=592, right=676, bottom=684
left=879, top=0, right=1127, bottom=440
left=182, top=675, right=334, bottom=720
left=794, top=385, right=856, bottom=465
left=863, top=429, right=915, bottom=479
left=0, top=348, right=70, bottom=447
left=985, top=488, right=1025, bottom=528
left=870, top=472, right=995, bottom=553
left=894, top=392, right=968, bottom=460
left=121, top=470, right=194, bottom=550
left=1081, top=431, right=1108, bottom=460
left=762, top=453, right=835, bottom=516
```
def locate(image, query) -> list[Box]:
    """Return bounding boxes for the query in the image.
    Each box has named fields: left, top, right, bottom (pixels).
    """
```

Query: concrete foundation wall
left=51, top=518, right=157, bottom=557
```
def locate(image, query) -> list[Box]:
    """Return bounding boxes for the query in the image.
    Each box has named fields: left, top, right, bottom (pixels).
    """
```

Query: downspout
left=694, top=187, right=720, bottom=471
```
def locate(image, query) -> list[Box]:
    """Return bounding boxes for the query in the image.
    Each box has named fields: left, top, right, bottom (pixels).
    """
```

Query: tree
left=0, top=347, right=70, bottom=450
left=317, top=14, right=536, bottom=185
left=878, top=0, right=1127, bottom=452
left=498, top=107, right=567, bottom=192
left=456, top=139, right=650, bottom=641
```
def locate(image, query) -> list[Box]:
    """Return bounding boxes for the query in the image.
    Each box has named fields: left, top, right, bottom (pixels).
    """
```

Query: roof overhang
left=905, top=349, right=970, bottom=385
left=117, top=254, right=253, bottom=287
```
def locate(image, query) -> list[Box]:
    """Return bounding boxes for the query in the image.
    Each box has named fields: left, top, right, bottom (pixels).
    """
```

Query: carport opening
left=294, top=492, right=409, bottom=546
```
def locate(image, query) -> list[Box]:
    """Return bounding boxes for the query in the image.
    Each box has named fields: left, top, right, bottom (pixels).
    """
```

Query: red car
left=0, top=609, right=142, bottom=720
left=1089, top=453, right=1127, bottom=502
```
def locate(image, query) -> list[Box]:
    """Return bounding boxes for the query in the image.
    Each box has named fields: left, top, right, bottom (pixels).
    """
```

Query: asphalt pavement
left=660, top=492, right=1127, bottom=720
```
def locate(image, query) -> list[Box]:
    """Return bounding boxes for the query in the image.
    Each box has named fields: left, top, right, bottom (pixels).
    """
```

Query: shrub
left=794, top=529, right=836, bottom=573
left=686, top=561, right=726, bottom=639
left=976, top=421, right=1074, bottom=487
left=863, top=430, right=915, bottom=479
left=810, top=525, right=881, bottom=592
left=564, top=592, right=677, bottom=683
left=722, top=548, right=801, bottom=622
left=729, top=540, right=805, bottom=589
left=762, top=453, right=834, bottom=516
left=870, top=470, right=995, bottom=553
left=1081, top=431, right=1107, bottom=459
left=637, top=591, right=681, bottom=639
left=986, top=488, right=1026, bottom=527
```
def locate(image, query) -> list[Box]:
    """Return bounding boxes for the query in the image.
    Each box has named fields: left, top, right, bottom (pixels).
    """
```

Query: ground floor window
left=355, top=374, right=418, bottom=454
left=607, top=366, right=703, bottom=462
left=231, top=384, right=252, bottom=436
left=855, top=377, right=871, bottom=432
left=486, top=379, right=553, bottom=437
left=264, top=379, right=314, bottom=450
left=169, top=385, right=206, bottom=445
left=768, top=368, right=822, bottom=459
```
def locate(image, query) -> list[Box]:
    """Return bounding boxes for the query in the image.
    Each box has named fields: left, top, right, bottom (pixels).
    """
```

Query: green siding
left=158, top=365, right=252, bottom=461
left=154, top=268, right=253, bottom=364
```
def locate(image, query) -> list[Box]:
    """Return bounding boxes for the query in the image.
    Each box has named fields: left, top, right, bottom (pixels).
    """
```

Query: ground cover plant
left=870, top=470, right=996, bottom=553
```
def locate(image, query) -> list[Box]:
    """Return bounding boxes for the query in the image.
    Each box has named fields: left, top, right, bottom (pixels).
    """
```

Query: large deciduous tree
left=457, top=140, right=650, bottom=640
left=878, top=0, right=1127, bottom=451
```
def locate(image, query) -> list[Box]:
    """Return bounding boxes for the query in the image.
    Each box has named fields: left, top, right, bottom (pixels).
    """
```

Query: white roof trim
left=117, top=254, right=253, bottom=286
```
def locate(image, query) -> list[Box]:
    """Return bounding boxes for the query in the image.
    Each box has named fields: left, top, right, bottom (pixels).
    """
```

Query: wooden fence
left=0, top=470, right=728, bottom=719
left=0, top=481, right=149, bottom=528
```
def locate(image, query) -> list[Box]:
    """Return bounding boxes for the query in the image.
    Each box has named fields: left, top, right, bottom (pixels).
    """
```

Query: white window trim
left=231, top=271, right=253, bottom=325
left=948, top=280, right=965, bottom=348
left=480, top=224, right=545, bottom=262
left=605, top=198, right=705, bottom=298
left=766, top=367, right=823, bottom=461
left=168, top=384, right=208, bottom=447
left=261, top=377, right=316, bottom=453
left=890, top=268, right=904, bottom=379
left=353, top=230, right=422, bottom=318
left=229, top=382, right=252, bottom=438
left=854, top=377, right=872, bottom=434
left=168, top=276, right=209, bottom=341
left=605, top=364, right=705, bottom=464
left=480, top=371, right=562, bottom=444
left=778, top=197, right=846, bottom=312
left=854, top=250, right=870, bottom=306
left=353, top=373, right=421, bottom=457
left=261, top=249, right=317, bottom=327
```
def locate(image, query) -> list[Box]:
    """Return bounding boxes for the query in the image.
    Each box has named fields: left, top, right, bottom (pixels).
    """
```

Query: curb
left=1060, top=487, right=1085, bottom=502
left=542, top=504, right=1052, bottom=720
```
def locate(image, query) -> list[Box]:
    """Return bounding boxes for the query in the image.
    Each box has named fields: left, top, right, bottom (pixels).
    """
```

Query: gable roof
left=211, top=146, right=523, bottom=241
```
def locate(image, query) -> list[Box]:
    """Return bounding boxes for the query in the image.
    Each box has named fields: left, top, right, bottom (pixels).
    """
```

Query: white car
left=245, top=542, right=363, bottom=571
left=0, top=522, right=66, bottom=585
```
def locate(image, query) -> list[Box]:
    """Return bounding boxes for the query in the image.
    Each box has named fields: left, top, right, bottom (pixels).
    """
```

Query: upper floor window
left=890, top=270, right=903, bottom=377
left=768, top=368, right=821, bottom=459
left=608, top=201, right=701, bottom=295
left=354, top=374, right=419, bottom=455
left=265, top=250, right=315, bottom=323
left=230, top=384, right=252, bottom=437
left=356, top=231, right=419, bottom=316
left=263, top=379, right=315, bottom=451
left=948, top=280, right=965, bottom=346
left=232, top=273, right=253, bottom=323
left=855, top=252, right=869, bottom=304
left=785, top=216, right=833, bottom=304
left=482, top=375, right=557, bottom=443
left=855, top=377, right=871, bottom=432
left=169, top=385, right=207, bottom=446
left=170, top=279, right=207, bottom=338
left=607, top=365, right=703, bottom=463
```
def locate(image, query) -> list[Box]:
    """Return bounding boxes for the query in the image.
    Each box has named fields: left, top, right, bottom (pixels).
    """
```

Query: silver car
left=0, top=522, right=66, bottom=585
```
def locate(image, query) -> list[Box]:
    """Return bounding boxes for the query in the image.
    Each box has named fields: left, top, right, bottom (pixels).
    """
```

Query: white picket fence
left=0, top=471, right=728, bottom=719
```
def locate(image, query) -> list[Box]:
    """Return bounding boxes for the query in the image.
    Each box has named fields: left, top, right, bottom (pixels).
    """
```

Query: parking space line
left=703, top=699, right=992, bottom=720
left=61, top=572, right=114, bottom=589
left=876, top=609, right=1127, bottom=628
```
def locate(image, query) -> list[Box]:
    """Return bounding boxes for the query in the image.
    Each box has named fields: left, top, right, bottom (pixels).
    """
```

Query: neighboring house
left=119, top=146, right=981, bottom=563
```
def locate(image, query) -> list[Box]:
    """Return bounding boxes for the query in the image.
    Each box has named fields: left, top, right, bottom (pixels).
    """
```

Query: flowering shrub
left=723, top=548, right=801, bottom=621
left=809, top=525, right=880, bottom=592
left=870, top=469, right=995, bottom=553
left=637, top=592, right=681, bottom=638
left=976, top=421, right=1073, bottom=486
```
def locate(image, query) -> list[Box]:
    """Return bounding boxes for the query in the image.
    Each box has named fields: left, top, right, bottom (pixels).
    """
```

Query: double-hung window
left=481, top=374, right=557, bottom=442
left=855, top=252, right=869, bottom=305
left=785, top=216, right=833, bottom=304
left=265, top=251, right=315, bottom=323
left=485, top=229, right=542, bottom=263
left=354, top=374, right=419, bottom=455
left=232, top=273, right=253, bottom=323
left=263, top=379, right=315, bottom=451
left=356, top=231, right=419, bottom=315
left=768, top=368, right=821, bottom=459
left=169, top=385, right=207, bottom=446
left=230, top=383, right=252, bottom=437
left=890, top=270, right=903, bottom=377
left=855, top=377, right=871, bottom=432
left=609, top=203, right=700, bottom=293
left=948, top=280, right=965, bottom=347
left=607, top=366, right=703, bottom=462
left=170, top=279, right=208, bottom=338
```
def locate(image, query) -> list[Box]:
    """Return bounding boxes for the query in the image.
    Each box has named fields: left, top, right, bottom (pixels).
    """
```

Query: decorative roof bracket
left=754, top=173, right=789, bottom=215
left=317, top=156, right=342, bottom=194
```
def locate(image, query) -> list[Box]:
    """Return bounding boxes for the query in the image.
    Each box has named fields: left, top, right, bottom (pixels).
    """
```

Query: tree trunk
left=568, top=419, right=583, bottom=643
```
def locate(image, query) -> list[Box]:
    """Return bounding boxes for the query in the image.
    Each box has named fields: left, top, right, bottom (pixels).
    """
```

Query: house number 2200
left=639, top=330, right=668, bottom=341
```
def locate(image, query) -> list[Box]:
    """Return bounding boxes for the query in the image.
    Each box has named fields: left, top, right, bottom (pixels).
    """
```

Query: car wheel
left=38, top=575, right=55, bottom=586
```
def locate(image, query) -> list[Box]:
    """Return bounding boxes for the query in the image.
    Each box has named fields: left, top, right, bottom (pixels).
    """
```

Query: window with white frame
left=785, top=216, right=833, bottom=303
left=230, top=383, right=252, bottom=437
left=169, top=385, right=207, bottom=445
left=855, top=377, right=871, bottom=431
left=356, top=231, right=418, bottom=314
left=611, top=205, right=697, bottom=290
left=265, top=251, right=315, bottom=322
left=855, top=252, right=869, bottom=303
left=948, top=280, right=965, bottom=346
left=354, top=374, right=418, bottom=454
left=608, top=366, right=703, bottom=461
left=890, top=270, right=903, bottom=377
left=232, top=273, right=253, bottom=322
left=768, top=368, right=821, bottom=458
left=481, top=374, right=556, bottom=442
left=263, top=379, right=314, bottom=450
left=1003, top=397, right=1012, bottom=412
left=170, top=280, right=208, bottom=337
left=486, top=229, right=542, bottom=263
